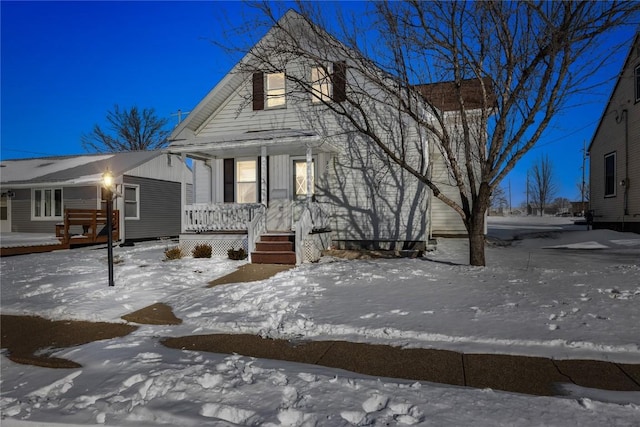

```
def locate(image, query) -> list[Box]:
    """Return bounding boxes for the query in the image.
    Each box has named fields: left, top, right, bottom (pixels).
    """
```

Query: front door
left=1, top=194, right=11, bottom=233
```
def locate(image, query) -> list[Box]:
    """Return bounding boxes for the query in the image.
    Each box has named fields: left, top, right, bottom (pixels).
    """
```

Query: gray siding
left=122, top=175, right=181, bottom=240
left=10, top=186, right=98, bottom=233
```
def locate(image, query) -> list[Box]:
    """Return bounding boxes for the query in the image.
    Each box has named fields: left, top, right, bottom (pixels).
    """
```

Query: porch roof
left=168, top=129, right=341, bottom=160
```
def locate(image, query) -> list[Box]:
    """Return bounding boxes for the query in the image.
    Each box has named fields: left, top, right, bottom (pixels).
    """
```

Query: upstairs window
left=312, top=62, right=347, bottom=103
left=604, top=152, right=616, bottom=197
left=311, top=66, right=332, bottom=103
left=32, top=188, right=62, bottom=219
left=635, top=64, right=640, bottom=103
left=266, top=72, right=286, bottom=108
left=253, top=72, right=286, bottom=110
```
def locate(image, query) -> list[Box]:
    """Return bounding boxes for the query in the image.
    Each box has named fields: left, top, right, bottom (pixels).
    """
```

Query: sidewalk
left=161, top=333, right=640, bottom=397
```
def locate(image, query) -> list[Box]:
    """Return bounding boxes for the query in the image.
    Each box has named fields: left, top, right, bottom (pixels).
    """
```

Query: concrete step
left=251, top=251, right=296, bottom=265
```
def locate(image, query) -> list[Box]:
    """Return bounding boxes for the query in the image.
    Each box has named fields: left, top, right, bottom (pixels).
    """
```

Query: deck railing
left=184, top=203, right=266, bottom=232
left=56, top=209, right=119, bottom=245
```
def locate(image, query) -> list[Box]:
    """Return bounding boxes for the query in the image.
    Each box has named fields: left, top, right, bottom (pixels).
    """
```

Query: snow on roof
left=0, top=151, right=162, bottom=186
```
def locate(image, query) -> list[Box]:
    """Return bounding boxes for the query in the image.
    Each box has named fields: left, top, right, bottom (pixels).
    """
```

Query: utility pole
left=171, top=109, right=191, bottom=126
left=508, top=179, right=512, bottom=215
left=581, top=140, right=586, bottom=216
left=526, top=171, right=529, bottom=215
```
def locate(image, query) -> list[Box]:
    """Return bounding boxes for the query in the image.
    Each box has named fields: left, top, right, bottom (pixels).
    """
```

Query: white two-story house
left=168, top=10, right=480, bottom=264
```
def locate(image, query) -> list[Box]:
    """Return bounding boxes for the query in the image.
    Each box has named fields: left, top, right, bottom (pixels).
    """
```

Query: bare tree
left=576, top=180, right=590, bottom=202
left=490, top=185, right=508, bottom=213
left=528, top=154, right=558, bottom=216
left=82, top=105, right=170, bottom=153
left=225, top=1, right=638, bottom=265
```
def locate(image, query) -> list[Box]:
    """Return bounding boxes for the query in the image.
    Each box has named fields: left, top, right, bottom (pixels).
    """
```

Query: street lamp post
left=102, top=171, right=115, bottom=287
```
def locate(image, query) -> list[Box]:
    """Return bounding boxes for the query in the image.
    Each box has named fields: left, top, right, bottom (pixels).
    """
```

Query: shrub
left=164, top=246, right=183, bottom=260
left=192, top=243, right=213, bottom=258
left=228, top=247, right=247, bottom=260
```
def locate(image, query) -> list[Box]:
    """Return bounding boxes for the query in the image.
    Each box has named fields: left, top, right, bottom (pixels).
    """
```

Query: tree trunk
left=468, top=184, right=490, bottom=266
left=468, top=215, right=486, bottom=266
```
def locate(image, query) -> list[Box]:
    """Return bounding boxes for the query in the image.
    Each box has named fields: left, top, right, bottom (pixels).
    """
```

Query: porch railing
left=293, top=201, right=331, bottom=265
left=184, top=203, right=266, bottom=232
left=291, top=201, right=331, bottom=231
left=247, top=209, right=266, bottom=262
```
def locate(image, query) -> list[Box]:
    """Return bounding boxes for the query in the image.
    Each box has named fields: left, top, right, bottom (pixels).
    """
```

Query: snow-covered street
left=1, top=217, right=639, bottom=426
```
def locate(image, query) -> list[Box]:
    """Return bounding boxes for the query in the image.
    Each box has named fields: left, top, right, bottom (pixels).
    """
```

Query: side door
left=1, top=193, right=11, bottom=233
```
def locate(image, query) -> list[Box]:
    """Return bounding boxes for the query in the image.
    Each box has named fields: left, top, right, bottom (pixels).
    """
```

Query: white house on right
left=588, top=33, right=640, bottom=233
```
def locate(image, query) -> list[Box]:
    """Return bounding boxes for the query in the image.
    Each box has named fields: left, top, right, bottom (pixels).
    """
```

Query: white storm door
left=1, top=194, right=11, bottom=233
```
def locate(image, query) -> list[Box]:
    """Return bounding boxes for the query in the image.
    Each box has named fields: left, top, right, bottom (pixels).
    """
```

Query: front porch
left=179, top=202, right=331, bottom=264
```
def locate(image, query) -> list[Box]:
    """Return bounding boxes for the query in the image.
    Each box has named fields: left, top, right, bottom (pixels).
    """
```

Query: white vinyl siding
left=32, top=188, right=62, bottom=220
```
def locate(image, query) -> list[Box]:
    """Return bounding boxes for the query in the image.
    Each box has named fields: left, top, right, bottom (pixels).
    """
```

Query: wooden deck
left=0, top=209, right=120, bottom=257
left=56, top=209, right=120, bottom=246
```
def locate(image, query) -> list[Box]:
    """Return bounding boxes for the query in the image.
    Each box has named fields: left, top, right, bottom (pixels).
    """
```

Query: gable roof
left=169, top=10, right=307, bottom=143
left=0, top=151, right=164, bottom=186
left=170, top=10, right=499, bottom=147
left=588, top=32, right=639, bottom=153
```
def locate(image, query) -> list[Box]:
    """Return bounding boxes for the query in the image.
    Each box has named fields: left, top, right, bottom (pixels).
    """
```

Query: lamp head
left=102, top=170, right=114, bottom=188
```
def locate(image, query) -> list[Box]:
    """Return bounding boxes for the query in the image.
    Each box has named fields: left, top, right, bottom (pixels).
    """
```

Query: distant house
left=0, top=151, right=192, bottom=242
left=588, top=33, right=640, bottom=233
left=168, top=11, right=486, bottom=264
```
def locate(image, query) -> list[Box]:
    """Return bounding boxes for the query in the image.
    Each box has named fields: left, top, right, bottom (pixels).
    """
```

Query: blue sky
left=1, top=1, right=636, bottom=206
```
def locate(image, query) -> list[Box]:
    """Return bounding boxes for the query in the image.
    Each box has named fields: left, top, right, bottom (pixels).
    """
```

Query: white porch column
left=181, top=153, right=187, bottom=233
left=261, top=146, right=268, bottom=204
left=306, top=146, right=313, bottom=206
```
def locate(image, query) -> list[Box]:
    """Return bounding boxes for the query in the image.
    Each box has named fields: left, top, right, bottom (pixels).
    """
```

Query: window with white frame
left=635, top=64, right=640, bottom=103
left=124, top=185, right=139, bottom=219
left=604, top=152, right=616, bottom=197
left=293, top=159, right=315, bottom=198
left=236, top=160, right=257, bottom=203
left=311, top=65, right=332, bottom=103
left=32, top=188, right=62, bottom=219
left=266, top=72, right=286, bottom=108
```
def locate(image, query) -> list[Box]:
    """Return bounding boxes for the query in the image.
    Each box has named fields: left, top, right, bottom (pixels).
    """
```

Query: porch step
left=252, top=232, right=296, bottom=265
left=255, top=241, right=293, bottom=252
left=251, top=251, right=296, bottom=265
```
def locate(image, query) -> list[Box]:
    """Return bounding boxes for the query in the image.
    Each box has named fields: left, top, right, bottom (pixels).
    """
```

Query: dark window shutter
left=253, top=72, right=264, bottom=111
left=332, top=61, right=346, bottom=103
left=223, top=158, right=235, bottom=203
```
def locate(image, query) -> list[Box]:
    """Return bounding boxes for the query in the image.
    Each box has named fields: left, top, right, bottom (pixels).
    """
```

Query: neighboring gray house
left=0, top=151, right=192, bottom=242
left=168, top=11, right=480, bottom=264
left=588, top=33, right=640, bottom=233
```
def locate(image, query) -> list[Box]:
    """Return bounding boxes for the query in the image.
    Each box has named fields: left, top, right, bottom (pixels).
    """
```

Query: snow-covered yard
left=1, top=217, right=639, bottom=426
